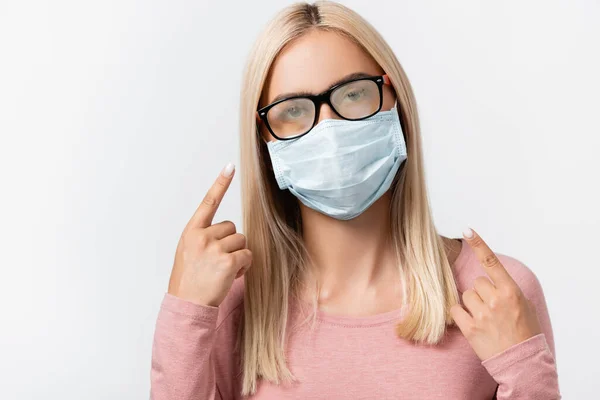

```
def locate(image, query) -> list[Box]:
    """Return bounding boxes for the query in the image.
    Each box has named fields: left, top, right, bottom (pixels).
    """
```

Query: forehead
left=263, top=29, right=383, bottom=104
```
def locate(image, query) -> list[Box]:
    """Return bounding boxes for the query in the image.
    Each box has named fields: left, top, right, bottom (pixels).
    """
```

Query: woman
left=151, top=1, right=560, bottom=399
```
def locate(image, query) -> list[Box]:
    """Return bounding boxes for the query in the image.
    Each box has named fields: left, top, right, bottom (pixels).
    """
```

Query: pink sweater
left=151, top=239, right=560, bottom=399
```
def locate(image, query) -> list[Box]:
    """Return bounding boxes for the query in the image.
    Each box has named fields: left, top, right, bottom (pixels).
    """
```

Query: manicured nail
left=462, top=227, right=474, bottom=239
left=222, top=162, right=235, bottom=177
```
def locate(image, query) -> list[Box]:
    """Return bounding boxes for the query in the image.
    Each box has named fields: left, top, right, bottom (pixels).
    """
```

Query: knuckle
left=507, top=289, right=522, bottom=303
left=502, top=286, right=519, bottom=301
left=221, top=254, right=236, bottom=270
left=500, top=288, right=521, bottom=308
left=513, top=303, right=524, bottom=318
left=482, top=254, right=500, bottom=268
left=196, top=232, right=210, bottom=249
left=488, top=296, right=500, bottom=310
left=202, top=195, right=219, bottom=208
left=213, top=240, right=226, bottom=254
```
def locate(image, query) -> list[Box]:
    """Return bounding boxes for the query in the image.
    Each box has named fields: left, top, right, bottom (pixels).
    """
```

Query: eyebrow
left=269, top=72, right=374, bottom=104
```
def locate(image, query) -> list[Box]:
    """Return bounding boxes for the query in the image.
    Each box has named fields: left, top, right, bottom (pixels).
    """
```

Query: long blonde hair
left=238, top=1, right=460, bottom=395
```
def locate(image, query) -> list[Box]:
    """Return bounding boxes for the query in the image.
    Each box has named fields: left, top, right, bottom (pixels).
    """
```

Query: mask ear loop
left=382, top=74, right=405, bottom=144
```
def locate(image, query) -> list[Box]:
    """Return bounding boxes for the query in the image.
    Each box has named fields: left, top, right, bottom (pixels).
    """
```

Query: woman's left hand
left=450, top=228, right=543, bottom=361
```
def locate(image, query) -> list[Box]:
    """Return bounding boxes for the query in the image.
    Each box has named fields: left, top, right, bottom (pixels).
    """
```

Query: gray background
left=0, top=0, right=598, bottom=398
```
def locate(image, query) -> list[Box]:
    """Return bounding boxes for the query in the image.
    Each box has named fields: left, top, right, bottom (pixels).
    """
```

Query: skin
left=168, top=29, right=541, bottom=362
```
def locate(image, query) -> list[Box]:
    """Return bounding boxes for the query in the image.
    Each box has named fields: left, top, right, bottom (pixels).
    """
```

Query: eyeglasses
left=257, top=74, right=391, bottom=141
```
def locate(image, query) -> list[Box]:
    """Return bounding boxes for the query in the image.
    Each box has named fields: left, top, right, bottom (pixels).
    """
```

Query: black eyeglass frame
left=256, top=74, right=390, bottom=141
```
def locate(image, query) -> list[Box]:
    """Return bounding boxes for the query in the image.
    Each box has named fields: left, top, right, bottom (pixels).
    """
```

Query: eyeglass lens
left=267, top=79, right=381, bottom=139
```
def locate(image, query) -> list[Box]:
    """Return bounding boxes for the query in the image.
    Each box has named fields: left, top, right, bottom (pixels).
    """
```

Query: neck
left=300, top=191, right=399, bottom=301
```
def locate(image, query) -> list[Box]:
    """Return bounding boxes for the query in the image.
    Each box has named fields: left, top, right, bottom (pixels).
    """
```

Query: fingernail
left=222, top=162, right=235, bottom=177
left=462, top=227, right=474, bottom=239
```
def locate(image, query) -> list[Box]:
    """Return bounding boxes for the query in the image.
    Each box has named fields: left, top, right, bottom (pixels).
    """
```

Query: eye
left=344, top=88, right=366, bottom=101
left=272, top=100, right=312, bottom=121
left=285, top=105, right=304, bottom=118
left=334, top=80, right=375, bottom=104
left=268, top=98, right=315, bottom=129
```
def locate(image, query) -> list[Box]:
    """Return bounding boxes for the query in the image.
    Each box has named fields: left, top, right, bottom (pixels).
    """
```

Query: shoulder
left=216, top=275, right=246, bottom=329
left=454, top=241, right=546, bottom=301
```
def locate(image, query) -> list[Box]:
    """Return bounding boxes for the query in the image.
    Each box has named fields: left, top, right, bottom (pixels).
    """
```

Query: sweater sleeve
left=150, top=278, right=245, bottom=400
left=481, top=256, right=560, bottom=399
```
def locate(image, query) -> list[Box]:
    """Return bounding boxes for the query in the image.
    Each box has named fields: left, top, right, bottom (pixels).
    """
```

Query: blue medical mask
left=266, top=104, right=407, bottom=220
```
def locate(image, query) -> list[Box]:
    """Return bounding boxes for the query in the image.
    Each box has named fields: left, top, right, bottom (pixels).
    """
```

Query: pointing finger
left=188, top=163, right=235, bottom=229
left=462, top=227, right=516, bottom=288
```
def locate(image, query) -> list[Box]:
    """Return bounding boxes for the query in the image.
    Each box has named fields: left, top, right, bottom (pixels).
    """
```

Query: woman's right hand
left=167, top=163, right=252, bottom=307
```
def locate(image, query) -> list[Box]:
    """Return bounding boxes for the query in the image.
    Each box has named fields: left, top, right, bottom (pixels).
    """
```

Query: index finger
left=188, top=162, right=235, bottom=229
left=462, top=228, right=516, bottom=288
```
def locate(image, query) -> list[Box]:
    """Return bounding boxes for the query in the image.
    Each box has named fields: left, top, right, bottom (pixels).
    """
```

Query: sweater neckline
left=298, top=238, right=468, bottom=327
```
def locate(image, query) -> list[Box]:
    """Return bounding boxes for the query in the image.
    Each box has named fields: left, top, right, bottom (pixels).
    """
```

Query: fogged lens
left=330, top=79, right=381, bottom=119
left=267, top=98, right=316, bottom=139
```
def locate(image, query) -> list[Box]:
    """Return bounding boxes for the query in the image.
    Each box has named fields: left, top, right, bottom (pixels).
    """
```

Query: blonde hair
left=238, top=1, right=460, bottom=395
